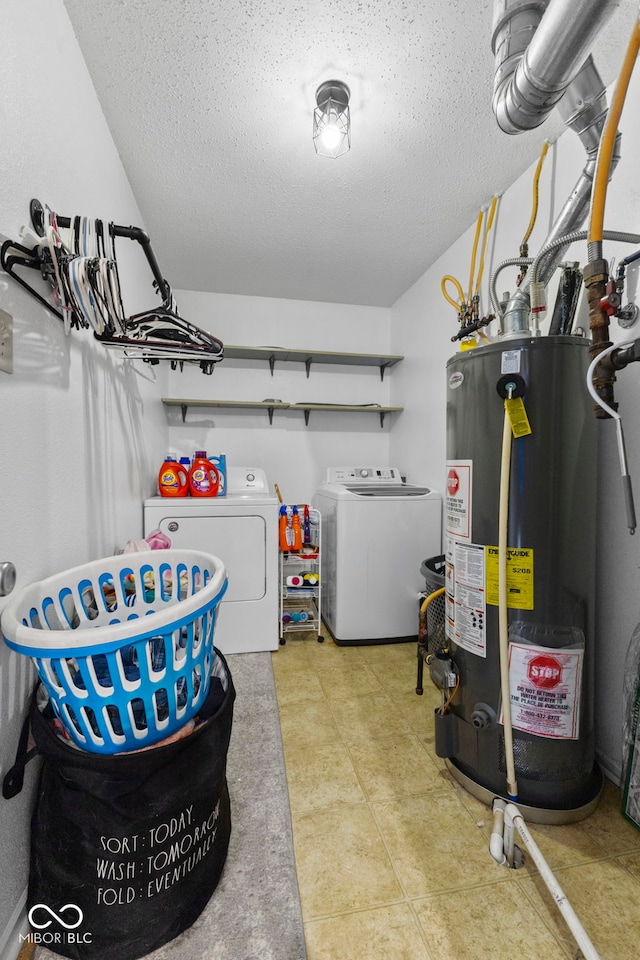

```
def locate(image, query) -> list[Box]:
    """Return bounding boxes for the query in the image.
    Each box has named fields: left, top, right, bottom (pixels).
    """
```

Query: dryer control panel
left=326, top=466, right=403, bottom=484
left=227, top=466, right=270, bottom=494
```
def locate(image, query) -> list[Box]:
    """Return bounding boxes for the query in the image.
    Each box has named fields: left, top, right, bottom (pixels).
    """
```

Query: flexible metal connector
left=530, top=229, right=640, bottom=285
left=489, top=257, right=533, bottom=317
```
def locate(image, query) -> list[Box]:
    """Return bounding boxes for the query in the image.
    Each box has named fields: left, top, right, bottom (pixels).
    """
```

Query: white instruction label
left=501, top=350, right=521, bottom=374
left=504, top=643, right=583, bottom=739
left=446, top=540, right=486, bottom=657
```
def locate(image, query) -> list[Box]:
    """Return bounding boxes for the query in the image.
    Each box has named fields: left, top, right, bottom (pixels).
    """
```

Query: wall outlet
left=0, top=308, right=13, bottom=374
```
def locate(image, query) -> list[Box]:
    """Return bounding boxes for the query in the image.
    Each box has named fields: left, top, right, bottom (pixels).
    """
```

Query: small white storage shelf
left=279, top=507, right=322, bottom=644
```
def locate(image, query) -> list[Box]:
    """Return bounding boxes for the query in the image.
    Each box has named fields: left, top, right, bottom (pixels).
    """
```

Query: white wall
left=0, top=4, right=168, bottom=956
left=167, top=290, right=393, bottom=503
left=389, top=66, right=640, bottom=784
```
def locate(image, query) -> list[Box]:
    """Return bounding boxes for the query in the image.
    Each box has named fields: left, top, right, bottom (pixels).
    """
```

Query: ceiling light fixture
left=313, top=80, right=351, bottom=159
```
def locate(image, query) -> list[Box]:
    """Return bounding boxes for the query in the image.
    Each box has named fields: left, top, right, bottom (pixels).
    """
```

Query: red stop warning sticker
left=447, top=469, right=460, bottom=496
left=445, top=461, right=472, bottom=540
left=503, top=643, right=583, bottom=739
left=527, top=655, right=562, bottom=689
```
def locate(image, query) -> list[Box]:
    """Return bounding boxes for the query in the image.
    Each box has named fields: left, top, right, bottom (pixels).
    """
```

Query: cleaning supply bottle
left=179, top=457, right=192, bottom=495
left=303, top=504, right=312, bottom=544
left=158, top=456, right=188, bottom=497
left=291, top=505, right=302, bottom=552
left=279, top=505, right=291, bottom=551
left=208, top=454, right=227, bottom=497
left=189, top=451, right=220, bottom=497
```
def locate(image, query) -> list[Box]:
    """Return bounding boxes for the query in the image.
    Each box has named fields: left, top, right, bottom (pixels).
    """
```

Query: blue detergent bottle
left=208, top=454, right=227, bottom=496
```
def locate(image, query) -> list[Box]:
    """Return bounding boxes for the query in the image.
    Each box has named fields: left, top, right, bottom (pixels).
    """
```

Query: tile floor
left=271, top=633, right=640, bottom=960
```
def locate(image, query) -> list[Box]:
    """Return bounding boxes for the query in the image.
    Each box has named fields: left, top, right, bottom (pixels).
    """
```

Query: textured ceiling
left=62, top=0, right=638, bottom=308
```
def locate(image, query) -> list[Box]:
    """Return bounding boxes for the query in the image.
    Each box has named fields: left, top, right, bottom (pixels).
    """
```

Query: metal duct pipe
left=492, top=0, right=622, bottom=134
left=491, top=1, right=623, bottom=335
left=557, top=55, right=609, bottom=154
left=501, top=142, right=621, bottom=337
left=499, top=150, right=605, bottom=335
left=533, top=56, right=621, bottom=283
left=502, top=112, right=621, bottom=337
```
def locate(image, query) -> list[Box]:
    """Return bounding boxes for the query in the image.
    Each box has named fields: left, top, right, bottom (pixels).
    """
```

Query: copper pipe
left=583, top=258, right=617, bottom=417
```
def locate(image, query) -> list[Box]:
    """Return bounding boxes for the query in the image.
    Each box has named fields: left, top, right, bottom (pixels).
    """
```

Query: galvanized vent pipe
left=492, top=0, right=621, bottom=134
left=491, top=0, right=622, bottom=335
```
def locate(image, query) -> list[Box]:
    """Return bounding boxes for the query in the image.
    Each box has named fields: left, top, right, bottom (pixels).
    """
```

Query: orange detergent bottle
left=291, top=505, right=303, bottom=551
left=158, top=456, right=188, bottom=497
left=189, top=451, right=220, bottom=497
left=279, top=505, right=291, bottom=551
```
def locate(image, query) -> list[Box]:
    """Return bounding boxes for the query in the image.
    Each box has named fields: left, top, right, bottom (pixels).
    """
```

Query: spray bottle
left=303, top=504, right=311, bottom=543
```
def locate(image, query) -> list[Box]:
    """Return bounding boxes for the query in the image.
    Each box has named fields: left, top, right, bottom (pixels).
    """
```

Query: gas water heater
left=438, top=335, right=602, bottom=821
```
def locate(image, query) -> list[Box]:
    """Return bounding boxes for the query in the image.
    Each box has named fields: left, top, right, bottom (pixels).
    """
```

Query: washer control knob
left=246, top=473, right=255, bottom=482
left=359, top=469, right=368, bottom=477
left=168, top=522, right=179, bottom=533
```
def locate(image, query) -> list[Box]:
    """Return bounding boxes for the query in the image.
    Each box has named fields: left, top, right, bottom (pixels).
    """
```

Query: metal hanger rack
left=0, top=199, right=224, bottom=373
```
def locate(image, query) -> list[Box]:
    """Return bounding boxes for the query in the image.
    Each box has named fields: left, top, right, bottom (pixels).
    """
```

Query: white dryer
left=144, top=467, right=279, bottom=655
left=313, top=467, right=442, bottom=644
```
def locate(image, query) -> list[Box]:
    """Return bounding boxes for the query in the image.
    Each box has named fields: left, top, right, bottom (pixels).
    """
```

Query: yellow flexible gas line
left=468, top=209, right=484, bottom=301
left=589, top=16, right=640, bottom=246
left=420, top=585, right=457, bottom=716
left=475, top=196, right=498, bottom=295
left=499, top=403, right=518, bottom=800
left=420, top=586, right=445, bottom=615
left=441, top=275, right=466, bottom=312
left=420, top=586, right=450, bottom=712
left=521, top=140, right=550, bottom=248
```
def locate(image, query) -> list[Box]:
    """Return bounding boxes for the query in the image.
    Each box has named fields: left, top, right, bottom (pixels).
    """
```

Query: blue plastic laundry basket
left=1, top=549, right=227, bottom=754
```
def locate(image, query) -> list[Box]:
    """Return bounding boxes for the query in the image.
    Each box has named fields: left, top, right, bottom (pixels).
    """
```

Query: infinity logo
left=28, top=904, right=84, bottom=930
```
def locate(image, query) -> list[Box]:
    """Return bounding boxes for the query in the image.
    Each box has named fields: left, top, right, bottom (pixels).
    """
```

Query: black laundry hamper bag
left=3, top=652, right=235, bottom=960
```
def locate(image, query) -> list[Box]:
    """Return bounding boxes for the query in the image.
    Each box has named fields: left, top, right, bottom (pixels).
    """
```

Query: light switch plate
left=0, top=308, right=13, bottom=374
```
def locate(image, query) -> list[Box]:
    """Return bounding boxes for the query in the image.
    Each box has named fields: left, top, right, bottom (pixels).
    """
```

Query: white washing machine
left=313, top=467, right=442, bottom=644
left=144, top=467, right=279, bottom=654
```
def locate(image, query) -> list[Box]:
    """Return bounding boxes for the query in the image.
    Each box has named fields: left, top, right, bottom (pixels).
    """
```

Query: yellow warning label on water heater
left=504, top=397, right=532, bottom=437
left=485, top=546, right=534, bottom=610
